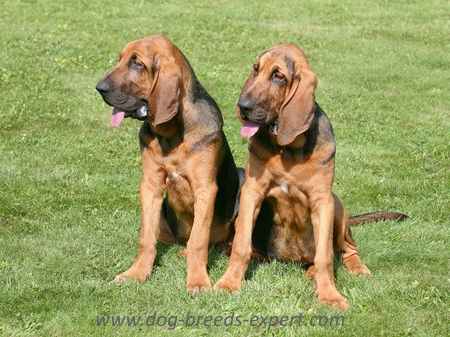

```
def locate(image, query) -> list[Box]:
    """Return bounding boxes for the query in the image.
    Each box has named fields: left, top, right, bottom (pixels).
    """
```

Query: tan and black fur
left=96, top=35, right=242, bottom=293
left=215, top=44, right=407, bottom=310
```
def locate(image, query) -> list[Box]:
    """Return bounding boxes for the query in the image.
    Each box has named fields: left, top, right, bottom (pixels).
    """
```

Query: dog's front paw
left=113, top=267, right=150, bottom=284
left=343, top=255, right=371, bottom=276
left=186, top=275, right=212, bottom=295
left=214, top=276, right=242, bottom=293
left=348, top=263, right=371, bottom=276
left=305, top=265, right=316, bottom=279
left=317, top=288, right=349, bottom=311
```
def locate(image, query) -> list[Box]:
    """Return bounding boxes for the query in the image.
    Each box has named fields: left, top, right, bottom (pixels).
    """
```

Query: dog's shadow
left=155, top=242, right=342, bottom=284
left=154, top=242, right=264, bottom=280
left=206, top=246, right=343, bottom=283
left=153, top=242, right=180, bottom=267
left=205, top=245, right=280, bottom=282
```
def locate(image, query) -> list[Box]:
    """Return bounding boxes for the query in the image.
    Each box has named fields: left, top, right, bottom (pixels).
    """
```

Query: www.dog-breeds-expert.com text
left=96, top=312, right=345, bottom=330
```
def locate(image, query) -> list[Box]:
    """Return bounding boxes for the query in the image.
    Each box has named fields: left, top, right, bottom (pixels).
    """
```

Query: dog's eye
left=272, top=70, right=286, bottom=83
left=129, top=55, right=144, bottom=70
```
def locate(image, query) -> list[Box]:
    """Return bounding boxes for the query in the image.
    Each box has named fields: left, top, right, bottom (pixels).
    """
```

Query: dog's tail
left=348, top=211, right=408, bottom=226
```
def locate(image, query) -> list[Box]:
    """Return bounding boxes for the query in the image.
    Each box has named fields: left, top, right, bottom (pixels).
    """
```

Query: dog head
left=238, top=44, right=317, bottom=146
left=96, top=35, right=182, bottom=128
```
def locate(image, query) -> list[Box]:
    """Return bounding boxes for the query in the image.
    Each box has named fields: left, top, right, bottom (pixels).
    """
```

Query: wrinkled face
left=237, top=50, right=295, bottom=126
left=96, top=41, right=156, bottom=126
left=239, top=45, right=317, bottom=145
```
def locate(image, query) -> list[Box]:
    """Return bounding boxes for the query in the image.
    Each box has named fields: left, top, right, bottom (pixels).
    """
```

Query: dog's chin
left=100, top=92, right=148, bottom=123
left=110, top=103, right=148, bottom=127
left=240, top=115, right=278, bottom=139
left=113, top=105, right=148, bottom=120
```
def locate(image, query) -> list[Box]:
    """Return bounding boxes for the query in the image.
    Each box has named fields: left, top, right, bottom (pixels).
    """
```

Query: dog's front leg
left=185, top=182, right=218, bottom=294
left=115, top=151, right=165, bottom=284
left=215, top=174, right=267, bottom=292
left=310, top=192, right=349, bottom=310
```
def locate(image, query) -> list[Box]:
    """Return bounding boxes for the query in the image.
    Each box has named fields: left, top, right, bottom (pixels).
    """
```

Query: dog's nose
left=96, top=80, right=111, bottom=94
left=238, top=97, right=255, bottom=119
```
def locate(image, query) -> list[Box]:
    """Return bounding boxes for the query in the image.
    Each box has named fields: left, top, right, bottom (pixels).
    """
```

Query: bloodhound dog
left=215, top=44, right=407, bottom=310
left=96, top=35, right=242, bottom=293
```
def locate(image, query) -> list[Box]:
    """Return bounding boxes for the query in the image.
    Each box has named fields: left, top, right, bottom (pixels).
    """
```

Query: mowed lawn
left=0, top=0, right=448, bottom=336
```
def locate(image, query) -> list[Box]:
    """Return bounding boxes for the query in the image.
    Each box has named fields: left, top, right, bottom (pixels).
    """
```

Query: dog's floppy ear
left=277, top=64, right=317, bottom=146
left=149, top=57, right=181, bottom=126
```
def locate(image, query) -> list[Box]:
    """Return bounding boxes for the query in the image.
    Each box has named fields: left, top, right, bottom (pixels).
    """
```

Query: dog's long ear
left=149, top=57, right=181, bottom=126
left=277, top=64, right=317, bottom=146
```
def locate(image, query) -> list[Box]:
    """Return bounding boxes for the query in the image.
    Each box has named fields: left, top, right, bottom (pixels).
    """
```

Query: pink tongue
left=111, top=111, right=125, bottom=128
left=240, top=121, right=260, bottom=139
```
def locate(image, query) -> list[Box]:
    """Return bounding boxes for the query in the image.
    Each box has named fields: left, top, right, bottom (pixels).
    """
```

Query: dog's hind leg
left=333, top=195, right=371, bottom=276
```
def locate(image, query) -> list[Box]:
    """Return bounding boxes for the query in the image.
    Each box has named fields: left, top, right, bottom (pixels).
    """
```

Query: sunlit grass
left=0, top=1, right=448, bottom=336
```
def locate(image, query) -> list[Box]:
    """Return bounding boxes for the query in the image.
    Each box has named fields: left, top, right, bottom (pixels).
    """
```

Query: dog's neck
left=267, top=125, right=307, bottom=150
left=149, top=114, right=184, bottom=152
left=286, top=134, right=307, bottom=149
left=256, top=113, right=317, bottom=160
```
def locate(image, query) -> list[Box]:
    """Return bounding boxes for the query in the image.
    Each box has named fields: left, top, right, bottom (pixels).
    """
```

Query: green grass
left=1, top=0, right=449, bottom=336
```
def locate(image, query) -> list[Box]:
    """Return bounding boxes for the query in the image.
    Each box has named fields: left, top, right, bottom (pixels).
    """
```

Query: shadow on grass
left=205, top=243, right=311, bottom=282
left=154, top=241, right=181, bottom=267
left=131, top=241, right=347, bottom=284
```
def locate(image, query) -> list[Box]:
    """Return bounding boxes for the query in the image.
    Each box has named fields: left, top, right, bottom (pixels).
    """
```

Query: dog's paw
left=305, top=265, right=316, bottom=280
left=113, top=268, right=149, bottom=284
left=187, top=284, right=211, bottom=295
left=178, top=249, right=188, bottom=258
left=348, top=263, right=371, bottom=276
left=317, top=289, right=349, bottom=311
left=343, top=255, right=371, bottom=276
left=186, top=276, right=212, bottom=295
left=214, top=277, right=242, bottom=293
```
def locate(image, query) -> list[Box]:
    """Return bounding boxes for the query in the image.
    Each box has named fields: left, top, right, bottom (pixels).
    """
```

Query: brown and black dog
left=215, top=44, right=407, bottom=310
left=96, top=35, right=243, bottom=293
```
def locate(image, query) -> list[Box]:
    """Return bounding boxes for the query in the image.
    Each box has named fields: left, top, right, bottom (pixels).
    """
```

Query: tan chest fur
left=145, top=138, right=196, bottom=240
left=250, top=139, right=335, bottom=262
